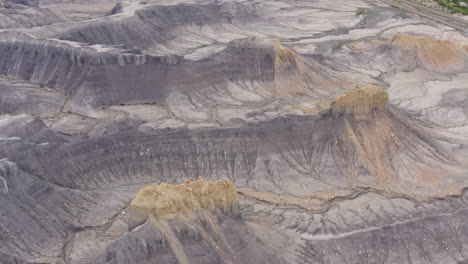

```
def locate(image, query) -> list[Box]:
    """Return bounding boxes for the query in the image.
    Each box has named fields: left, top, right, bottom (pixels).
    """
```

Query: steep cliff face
left=0, top=33, right=184, bottom=113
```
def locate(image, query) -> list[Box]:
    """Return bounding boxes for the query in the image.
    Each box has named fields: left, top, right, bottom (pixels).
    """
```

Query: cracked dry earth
left=0, top=0, right=468, bottom=263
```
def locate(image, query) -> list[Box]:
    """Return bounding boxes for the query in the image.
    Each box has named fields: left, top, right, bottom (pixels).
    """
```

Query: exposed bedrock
left=0, top=59, right=465, bottom=264
left=0, top=159, right=115, bottom=262
left=0, top=1, right=67, bottom=29
left=218, top=37, right=346, bottom=98
left=329, top=84, right=389, bottom=115
left=128, top=179, right=240, bottom=230
left=0, top=34, right=185, bottom=113
left=104, top=179, right=281, bottom=264
left=52, top=2, right=259, bottom=54
left=0, top=86, right=462, bottom=198
left=390, top=34, right=468, bottom=72
left=6, top=0, right=38, bottom=7
left=105, top=212, right=282, bottom=264
left=348, top=34, right=468, bottom=74
left=0, top=34, right=348, bottom=116
left=300, top=206, right=468, bottom=264
left=0, top=114, right=70, bottom=143
left=242, top=189, right=468, bottom=264
left=0, top=1, right=467, bottom=263
left=0, top=77, right=66, bottom=117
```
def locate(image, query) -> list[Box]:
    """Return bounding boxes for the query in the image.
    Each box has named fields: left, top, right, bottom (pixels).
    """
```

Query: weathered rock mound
left=391, top=34, right=467, bottom=71
left=330, top=84, right=389, bottom=115
left=129, top=179, right=239, bottom=229
left=107, top=179, right=280, bottom=264
left=351, top=34, right=468, bottom=73
left=220, top=37, right=346, bottom=98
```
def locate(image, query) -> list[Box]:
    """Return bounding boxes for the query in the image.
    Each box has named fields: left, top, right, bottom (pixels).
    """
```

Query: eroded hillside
left=0, top=0, right=468, bottom=264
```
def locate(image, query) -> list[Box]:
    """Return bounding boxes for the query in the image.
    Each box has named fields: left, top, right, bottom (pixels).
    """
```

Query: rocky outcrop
left=391, top=34, right=468, bottom=71
left=105, top=179, right=279, bottom=264
left=330, top=84, right=389, bottom=115
left=129, top=179, right=240, bottom=230
left=350, top=34, right=468, bottom=73
left=219, top=37, right=346, bottom=98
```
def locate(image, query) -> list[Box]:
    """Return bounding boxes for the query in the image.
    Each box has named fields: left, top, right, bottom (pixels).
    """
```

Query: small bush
left=355, top=8, right=366, bottom=16
left=434, top=0, right=468, bottom=15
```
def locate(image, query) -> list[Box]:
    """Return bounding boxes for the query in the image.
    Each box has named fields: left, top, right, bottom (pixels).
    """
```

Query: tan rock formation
left=124, top=179, right=281, bottom=264
left=391, top=34, right=467, bottom=71
left=272, top=40, right=341, bottom=98
left=231, top=37, right=347, bottom=99
left=330, top=84, right=389, bottom=115
left=129, top=179, right=240, bottom=228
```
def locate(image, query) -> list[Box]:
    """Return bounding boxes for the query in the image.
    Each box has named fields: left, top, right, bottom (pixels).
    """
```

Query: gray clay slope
left=0, top=0, right=468, bottom=264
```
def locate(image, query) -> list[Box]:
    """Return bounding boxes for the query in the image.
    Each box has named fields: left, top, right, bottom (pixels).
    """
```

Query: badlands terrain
left=0, top=0, right=468, bottom=263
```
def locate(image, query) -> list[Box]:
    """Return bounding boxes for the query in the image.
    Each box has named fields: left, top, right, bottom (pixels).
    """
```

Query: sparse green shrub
left=434, top=0, right=468, bottom=14
left=355, top=8, right=366, bottom=16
